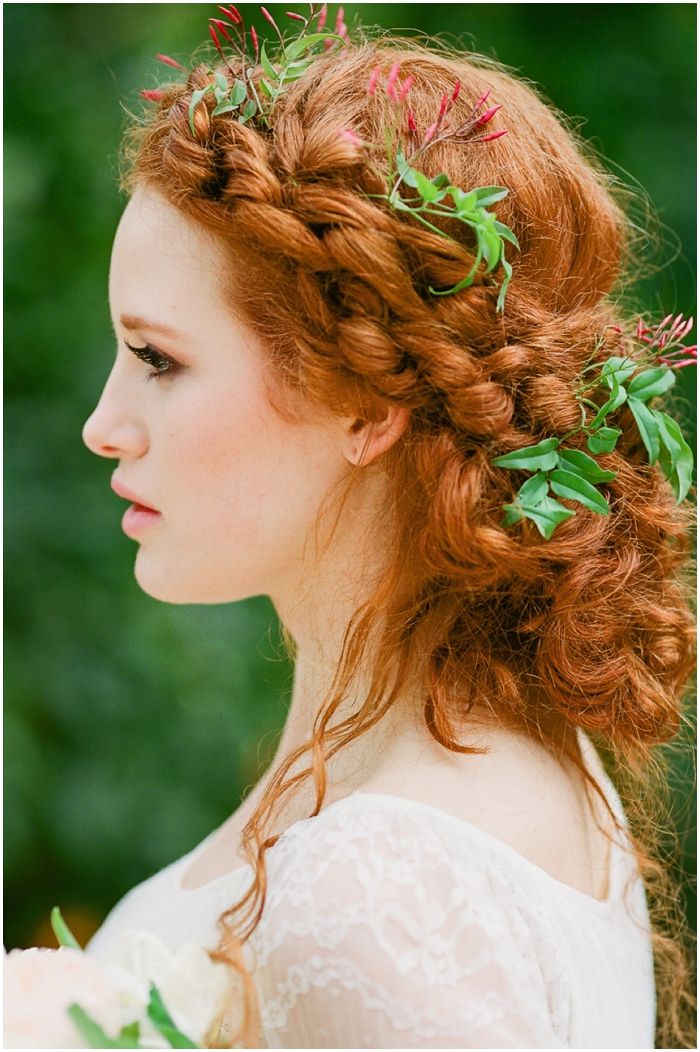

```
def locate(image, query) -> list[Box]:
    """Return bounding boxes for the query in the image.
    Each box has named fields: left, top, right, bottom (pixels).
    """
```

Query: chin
left=132, top=549, right=258, bottom=605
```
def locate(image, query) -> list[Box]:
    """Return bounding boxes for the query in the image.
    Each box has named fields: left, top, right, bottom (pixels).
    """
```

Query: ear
left=341, top=406, right=410, bottom=466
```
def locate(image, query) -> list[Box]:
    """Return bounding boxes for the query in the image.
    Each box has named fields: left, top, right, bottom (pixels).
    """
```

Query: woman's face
left=83, top=186, right=352, bottom=605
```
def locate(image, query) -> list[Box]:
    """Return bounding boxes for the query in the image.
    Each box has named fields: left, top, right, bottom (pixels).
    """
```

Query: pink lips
left=111, top=476, right=162, bottom=537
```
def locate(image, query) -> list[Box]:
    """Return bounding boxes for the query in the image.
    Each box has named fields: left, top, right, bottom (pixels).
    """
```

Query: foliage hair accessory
left=140, top=5, right=696, bottom=539
left=141, top=3, right=519, bottom=314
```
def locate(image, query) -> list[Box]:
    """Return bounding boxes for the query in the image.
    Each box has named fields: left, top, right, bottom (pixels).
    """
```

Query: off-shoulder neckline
left=174, top=729, right=629, bottom=915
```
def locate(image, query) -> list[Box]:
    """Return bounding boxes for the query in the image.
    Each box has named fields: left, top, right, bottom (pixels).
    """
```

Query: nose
left=82, top=367, right=149, bottom=460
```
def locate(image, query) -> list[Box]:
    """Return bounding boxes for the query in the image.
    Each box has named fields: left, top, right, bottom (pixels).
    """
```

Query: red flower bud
left=475, top=103, right=503, bottom=127
left=209, top=24, right=225, bottom=57
left=286, top=11, right=306, bottom=21
left=407, top=109, right=418, bottom=133
left=155, top=54, right=186, bottom=71
left=451, top=79, right=461, bottom=103
left=140, top=88, right=165, bottom=101
left=474, top=87, right=492, bottom=109
left=438, top=92, right=449, bottom=118
left=636, top=318, right=650, bottom=338
left=210, top=18, right=233, bottom=41
left=477, top=128, right=508, bottom=142
left=218, top=4, right=242, bottom=23
left=367, top=66, right=382, bottom=96
left=250, top=24, right=259, bottom=56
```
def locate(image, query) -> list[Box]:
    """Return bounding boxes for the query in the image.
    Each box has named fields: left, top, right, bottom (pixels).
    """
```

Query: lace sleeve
left=251, top=796, right=568, bottom=1048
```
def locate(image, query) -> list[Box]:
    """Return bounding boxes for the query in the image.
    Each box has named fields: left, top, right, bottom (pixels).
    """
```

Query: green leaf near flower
left=586, top=427, right=621, bottom=454
left=549, top=468, right=611, bottom=515
left=50, top=906, right=81, bottom=950
left=146, top=983, right=198, bottom=1049
left=589, top=370, right=628, bottom=429
left=655, top=410, right=694, bottom=503
left=67, top=1005, right=141, bottom=1049
left=502, top=495, right=575, bottom=539
left=626, top=366, right=676, bottom=402
left=627, top=396, right=660, bottom=464
left=473, top=186, right=510, bottom=207
left=516, top=470, right=549, bottom=504
left=557, top=448, right=617, bottom=483
left=600, top=355, right=637, bottom=388
left=491, top=437, right=560, bottom=472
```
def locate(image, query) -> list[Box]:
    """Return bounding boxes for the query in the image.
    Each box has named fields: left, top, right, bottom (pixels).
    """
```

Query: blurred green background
left=5, top=3, right=696, bottom=951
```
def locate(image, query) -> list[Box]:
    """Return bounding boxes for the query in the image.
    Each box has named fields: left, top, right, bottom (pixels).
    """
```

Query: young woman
left=81, top=9, right=696, bottom=1049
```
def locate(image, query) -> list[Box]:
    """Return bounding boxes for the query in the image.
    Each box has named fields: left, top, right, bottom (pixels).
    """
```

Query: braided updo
left=121, top=28, right=696, bottom=1048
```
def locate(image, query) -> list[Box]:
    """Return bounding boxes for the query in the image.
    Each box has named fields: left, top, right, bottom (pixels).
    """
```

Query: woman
left=81, top=8, right=696, bottom=1049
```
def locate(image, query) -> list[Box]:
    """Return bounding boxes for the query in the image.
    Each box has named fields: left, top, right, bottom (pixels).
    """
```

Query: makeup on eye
left=124, top=339, right=179, bottom=380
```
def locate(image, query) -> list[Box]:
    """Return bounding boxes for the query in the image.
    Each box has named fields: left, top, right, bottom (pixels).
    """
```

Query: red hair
left=122, top=28, right=696, bottom=1048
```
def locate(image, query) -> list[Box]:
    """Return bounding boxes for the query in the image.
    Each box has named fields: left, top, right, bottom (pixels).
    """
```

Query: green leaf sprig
left=491, top=315, right=696, bottom=538
left=342, top=66, right=519, bottom=311
left=139, top=5, right=352, bottom=136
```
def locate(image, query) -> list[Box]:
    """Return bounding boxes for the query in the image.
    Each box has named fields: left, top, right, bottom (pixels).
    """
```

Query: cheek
left=167, top=388, right=344, bottom=551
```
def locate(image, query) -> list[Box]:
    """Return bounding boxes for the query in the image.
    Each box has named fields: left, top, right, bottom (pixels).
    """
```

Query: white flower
left=3, top=945, right=145, bottom=1048
left=102, top=930, right=233, bottom=1047
left=4, top=933, right=236, bottom=1049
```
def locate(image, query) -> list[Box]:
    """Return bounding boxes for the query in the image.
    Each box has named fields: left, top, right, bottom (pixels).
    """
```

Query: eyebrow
left=119, top=314, right=188, bottom=340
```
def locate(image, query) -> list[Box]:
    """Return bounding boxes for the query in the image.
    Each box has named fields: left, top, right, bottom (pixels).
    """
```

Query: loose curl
left=121, top=26, right=696, bottom=1048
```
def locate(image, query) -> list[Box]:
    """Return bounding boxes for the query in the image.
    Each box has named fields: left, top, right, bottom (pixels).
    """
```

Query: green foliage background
left=5, top=3, right=696, bottom=951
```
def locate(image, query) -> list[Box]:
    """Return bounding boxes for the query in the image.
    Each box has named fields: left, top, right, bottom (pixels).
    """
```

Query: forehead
left=109, top=186, right=228, bottom=322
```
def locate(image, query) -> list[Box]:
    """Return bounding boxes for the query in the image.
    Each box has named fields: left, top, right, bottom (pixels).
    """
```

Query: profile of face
left=83, top=186, right=393, bottom=606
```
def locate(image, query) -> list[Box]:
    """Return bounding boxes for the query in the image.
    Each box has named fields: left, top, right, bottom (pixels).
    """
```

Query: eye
left=124, top=340, right=179, bottom=382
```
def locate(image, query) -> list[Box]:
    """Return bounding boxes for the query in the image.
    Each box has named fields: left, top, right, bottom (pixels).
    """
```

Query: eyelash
left=124, top=340, right=178, bottom=382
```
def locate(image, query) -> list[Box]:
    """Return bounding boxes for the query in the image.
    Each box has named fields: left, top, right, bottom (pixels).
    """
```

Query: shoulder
left=254, top=793, right=569, bottom=1047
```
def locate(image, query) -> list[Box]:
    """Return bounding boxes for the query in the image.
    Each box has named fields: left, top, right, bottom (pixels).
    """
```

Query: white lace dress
left=86, top=729, right=656, bottom=1048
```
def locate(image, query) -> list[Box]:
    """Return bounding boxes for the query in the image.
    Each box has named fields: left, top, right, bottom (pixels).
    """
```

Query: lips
left=110, top=475, right=159, bottom=513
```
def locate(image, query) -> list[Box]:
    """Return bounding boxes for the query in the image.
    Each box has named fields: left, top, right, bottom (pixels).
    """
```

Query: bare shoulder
left=359, top=717, right=611, bottom=902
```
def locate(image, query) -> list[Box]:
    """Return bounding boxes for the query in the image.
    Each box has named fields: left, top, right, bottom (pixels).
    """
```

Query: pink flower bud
left=260, top=6, right=279, bottom=30
left=385, top=62, right=402, bottom=94
left=636, top=318, right=649, bottom=338
left=334, top=5, right=345, bottom=33
left=317, top=3, right=327, bottom=29
left=658, top=313, right=674, bottom=328
left=474, top=87, right=492, bottom=109
left=451, top=79, right=461, bottom=103
left=340, top=128, right=364, bottom=146
left=421, top=121, right=438, bottom=146
left=478, top=128, right=508, bottom=142
left=285, top=11, right=306, bottom=21
left=250, top=24, right=259, bottom=55
left=155, top=54, right=186, bottom=71
left=658, top=332, right=668, bottom=348
left=398, top=75, right=414, bottom=101
left=140, top=88, right=165, bottom=101
left=367, top=66, right=382, bottom=96
left=407, top=109, right=418, bottom=133
left=475, top=103, right=503, bottom=127
left=438, top=92, right=449, bottom=118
